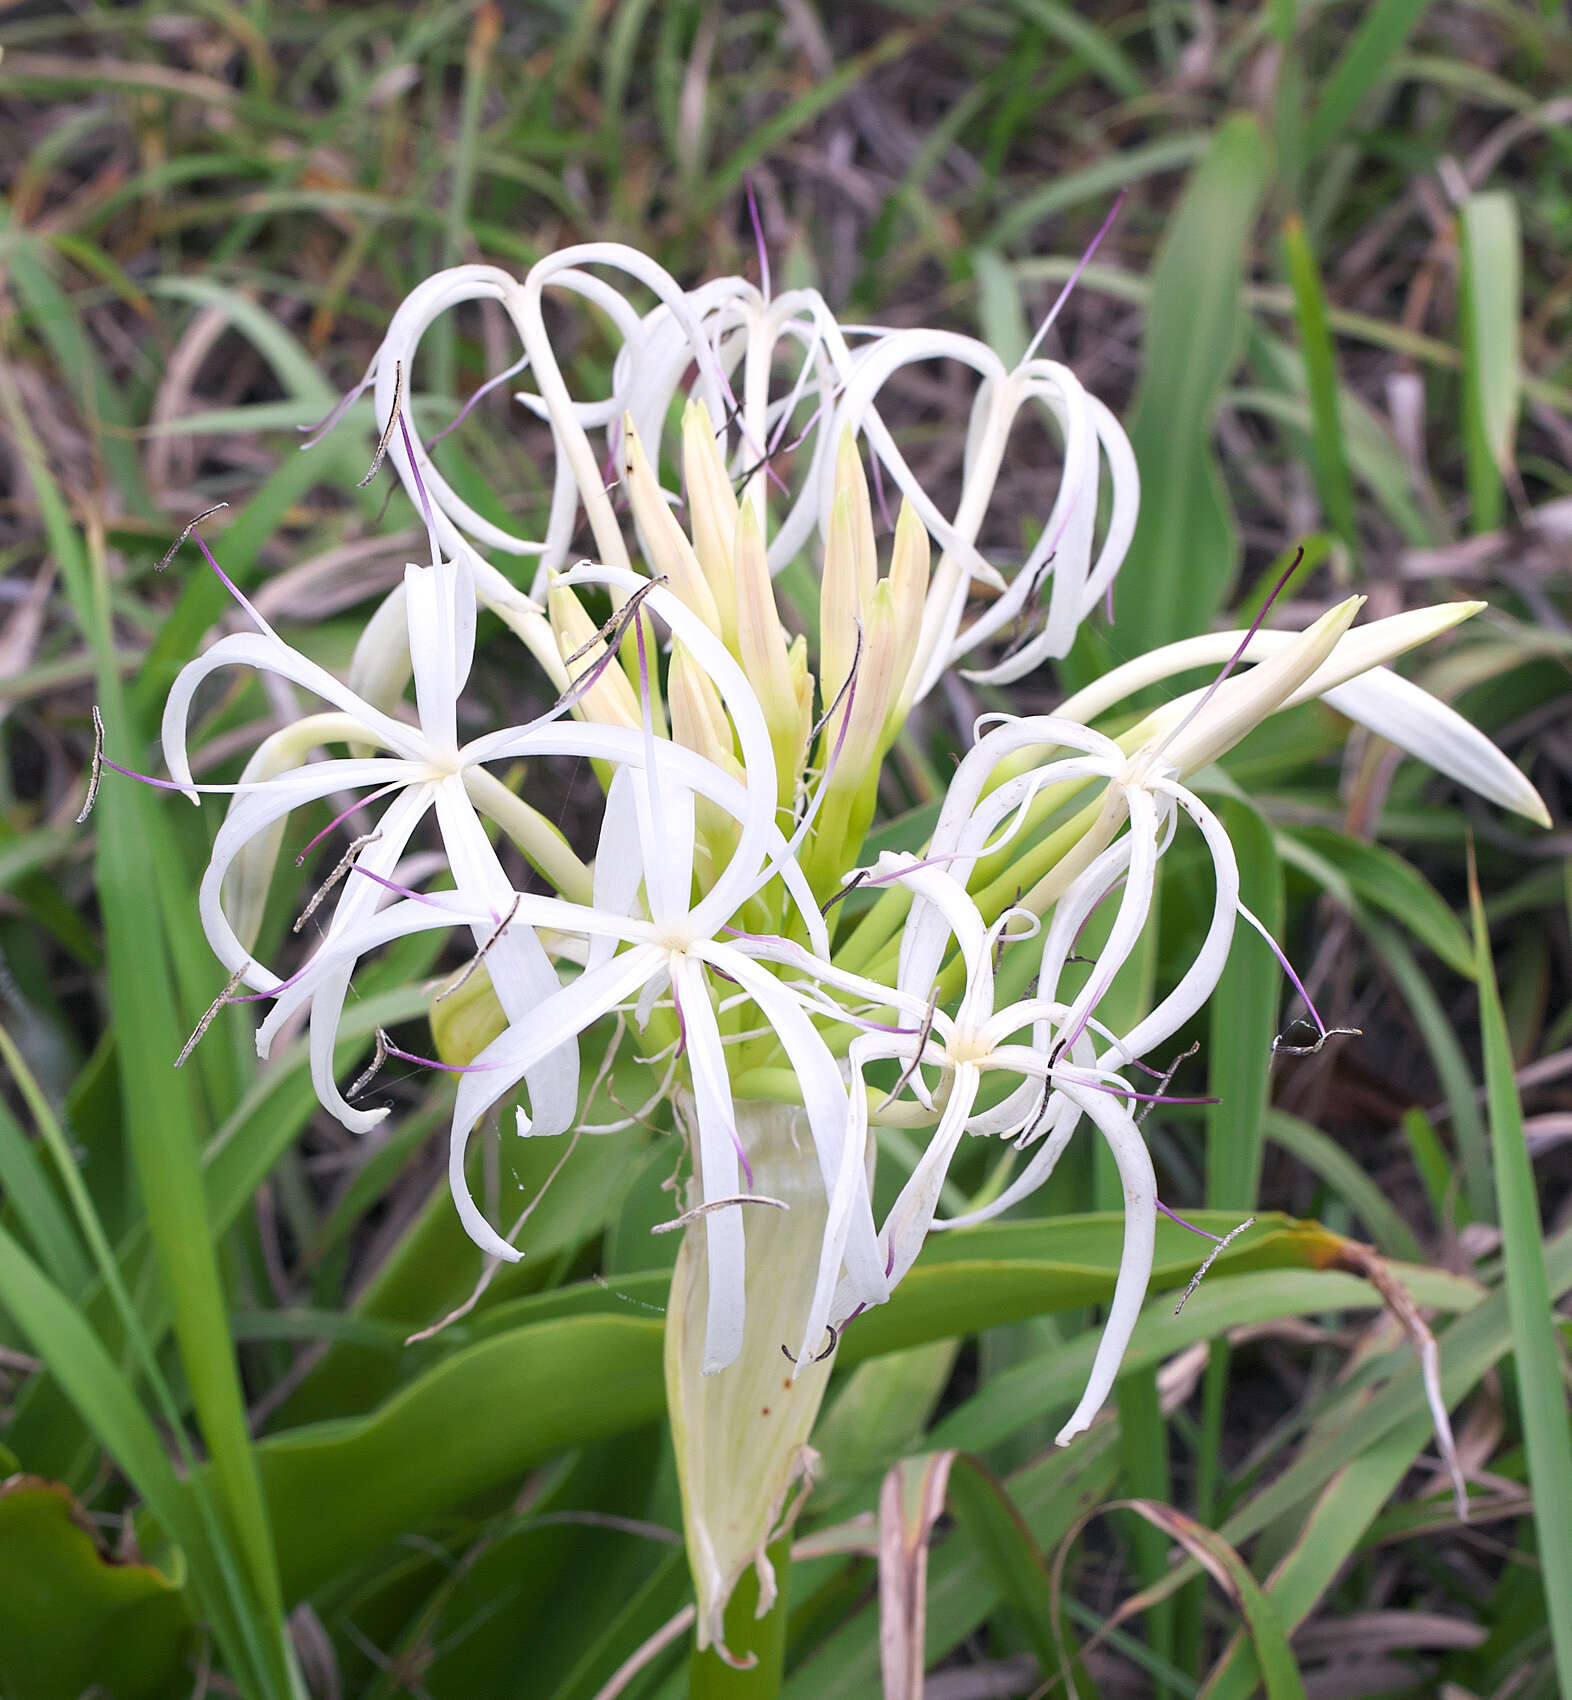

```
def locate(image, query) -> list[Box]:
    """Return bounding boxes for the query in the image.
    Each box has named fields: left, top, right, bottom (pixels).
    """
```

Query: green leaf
left=1264, top=1109, right=1424, bottom=1262
left=945, top=1456, right=1062, bottom=1675
left=1114, top=115, right=1274, bottom=651
left=1283, top=825, right=1475, bottom=978
left=1121, top=1506, right=1304, bottom=1700
left=1197, top=1413, right=1435, bottom=1700
left=1471, top=869, right=1572, bottom=1692
left=0, top=1477, right=195, bottom=1700
left=1304, top=0, right=1438, bottom=157
left=1458, top=191, right=1522, bottom=533
left=1208, top=797, right=1284, bottom=1211
left=1281, top=213, right=1355, bottom=548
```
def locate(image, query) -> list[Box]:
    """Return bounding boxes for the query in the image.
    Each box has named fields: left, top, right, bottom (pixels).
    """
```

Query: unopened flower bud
left=624, top=420, right=722, bottom=634
left=681, top=399, right=741, bottom=644
left=547, top=580, right=640, bottom=729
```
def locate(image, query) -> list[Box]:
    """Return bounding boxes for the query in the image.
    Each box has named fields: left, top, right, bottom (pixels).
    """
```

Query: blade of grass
left=1368, top=921, right=1491, bottom=1221
left=0, top=366, right=291, bottom=1687
left=1113, top=115, right=1274, bottom=651
left=1281, top=213, right=1356, bottom=551
left=1469, top=855, right=1572, bottom=1692
left=1458, top=191, right=1522, bottom=534
left=1304, top=0, right=1438, bottom=157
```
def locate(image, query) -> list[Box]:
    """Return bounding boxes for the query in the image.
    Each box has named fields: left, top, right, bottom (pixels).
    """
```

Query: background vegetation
left=0, top=1, right=1569, bottom=1696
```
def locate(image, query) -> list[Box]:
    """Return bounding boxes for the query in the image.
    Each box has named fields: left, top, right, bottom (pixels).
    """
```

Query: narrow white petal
left=1052, top=1081, right=1156, bottom=1445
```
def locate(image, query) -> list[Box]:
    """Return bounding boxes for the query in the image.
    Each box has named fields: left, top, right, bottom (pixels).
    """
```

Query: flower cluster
left=126, top=241, right=1547, bottom=1653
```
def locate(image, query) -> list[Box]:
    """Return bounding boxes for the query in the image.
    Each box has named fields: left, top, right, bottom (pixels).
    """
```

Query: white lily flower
left=806, top=850, right=1203, bottom=1447
left=161, top=542, right=589, bottom=1137
left=336, top=247, right=1138, bottom=725
left=438, top=564, right=888, bottom=1373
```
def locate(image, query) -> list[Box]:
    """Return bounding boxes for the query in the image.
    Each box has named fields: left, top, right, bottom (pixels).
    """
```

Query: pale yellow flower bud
left=735, top=501, right=808, bottom=807
left=665, top=1096, right=838, bottom=1658
left=623, top=419, right=722, bottom=634
left=887, top=497, right=931, bottom=717
left=669, top=643, right=739, bottom=777
left=819, top=486, right=861, bottom=711
left=681, top=399, right=741, bottom=644
left=547, top=580, right=640, bottom=730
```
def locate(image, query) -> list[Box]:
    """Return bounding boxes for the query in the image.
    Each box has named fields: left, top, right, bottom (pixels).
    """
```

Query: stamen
left=348, top=863, right=461, bottom=908
left=191, top=533, right=273, bottom=633
left=1135, top=1040, right=1199, bottom=1128
left=298, top=366, right=376, bottom=449
left=175, top=963, right=249, bottom=1067
left=1236, top=901, right=1363, bottom=1055
left=396, top=408, right=440, bottom=557
left=779, top=1322, right=838, bottom=1365
left=1021, top=190, right=1125, bottom=365
left=877, top=991, right=939, bottom=1111
left=1173, top=1216, right=1257, bottom=1314
left=296, top=781, right=405, bottom=864
left=435, top=894, right=522, bottom=1000
left=155, top=503, right=229, bottom=574
left=357, top=360, right=404, bottom=489
left=293, top=833, right=380, bottom=933
left=429, top=352, right=531, bottom=445
left=819, top=869, right=870, bottom=916
left=805, top=618, right=864, bottom=783
left=77, top=705, right=105, bottom=823
left=650, top=1194, right=788, bottom=1235
left=1272, top=1018, right=1362, bottom=1057
left=1153, top=546, right=1305, bottom=766
left=348, top=1028, right=390, bottom=1099
left=744, top=172, right=771, bottom=302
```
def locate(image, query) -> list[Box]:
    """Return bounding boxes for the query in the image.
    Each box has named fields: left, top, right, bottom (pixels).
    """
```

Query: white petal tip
left=1053, top=1416, right=1088, bottom=1447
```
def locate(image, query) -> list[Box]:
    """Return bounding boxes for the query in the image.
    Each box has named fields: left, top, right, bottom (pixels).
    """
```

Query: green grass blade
left=1368, top=921, right=1492, bottom=1221
left=1471, top=866, right=1572, bottom=1692
left=0, top=370, right=291, bottom=1683
left=1304, top=0, right=1437, bottom=157
left=1114, top=115, right=1274, bottom=651
left=1458, top=191, right=1522, bottom=534
left=1264, top=1109, right=1424, bottom=1262
left=1208, top=797, right=1285, bottom=1212
left=1197, top=1416, right=1435, bottom=1700
left=1281, top=212, right=1356, bottom=549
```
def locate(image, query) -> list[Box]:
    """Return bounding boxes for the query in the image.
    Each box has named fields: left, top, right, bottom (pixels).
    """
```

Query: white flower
left=436, top=564, right=890, bottom=1373
left=162, top=543, right=588, bottom=1137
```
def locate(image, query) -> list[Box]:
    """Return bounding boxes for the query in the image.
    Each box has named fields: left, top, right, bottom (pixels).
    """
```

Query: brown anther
left=649, top=1194, right=789, bottom=1236
left=175, top=963, right=249, bottom=1068
left=436, top=894, right=522, bottom=1001
left=348, top=1028, right=391, bottom=1100
left=77, top=705, right=106, bottom=824
left=819, top=868, right=870, bottom=916
left=1173, top=1216, right=1256, bottom=1315
left=357, top=360, right=404, bottom=488
left=1137, top=1040, right=1199, bottom=1128
left=1272, top=1020, right=1361, bottom=1057
left=877, top=991, right=939, bottom=1112
left=779, top=1322, right=839, bottom=1365
left=155, top=503, right=229, bottom=574
left=293, top=832, right=380, bottom=934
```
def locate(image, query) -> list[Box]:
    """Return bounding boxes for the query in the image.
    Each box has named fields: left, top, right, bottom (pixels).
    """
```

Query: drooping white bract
left=435, top=564, right=890, bottom=1374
